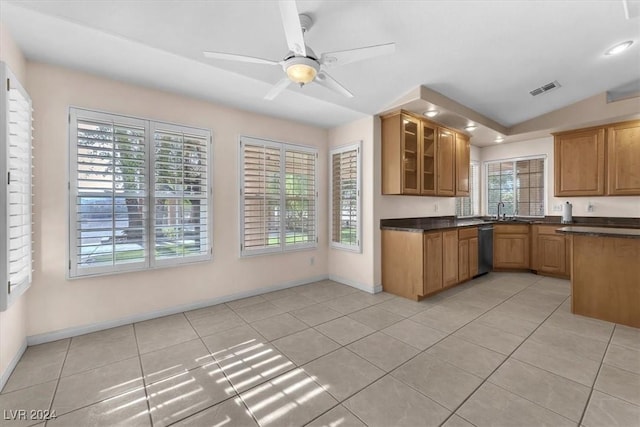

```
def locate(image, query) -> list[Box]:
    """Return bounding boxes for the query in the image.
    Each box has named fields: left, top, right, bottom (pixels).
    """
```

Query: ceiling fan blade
left=320, top=42, right=396, bottom=67
left=265, top=78, right=292, bottom=100
left=315, top=72, right=354, bottom=98
left=278, top=1, right=307, bottom=57
left=203, top=51, right=280, bottom=66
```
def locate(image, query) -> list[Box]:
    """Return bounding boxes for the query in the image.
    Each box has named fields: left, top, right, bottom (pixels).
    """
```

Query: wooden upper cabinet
left=455, top=133, right=470, bottom=196
left=382, top=112, right=421, bottom=195
left=421, top=122, right=437, bottom=195
left=607, top=120, right=640, bottom=196
left=554, top=127, right=605, bottom=196
left=381, top=110, right=471, bottom=197
left=437, top=129, right=456, bottom=196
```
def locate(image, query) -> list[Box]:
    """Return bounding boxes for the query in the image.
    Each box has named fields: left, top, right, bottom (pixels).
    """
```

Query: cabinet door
left=423, top=232, right=443, bottom=295
left=494, top=234, right=530, bottom=269
left=554, top=128, right=605, bottom=196
left=607, top=121, right=640, bottom=195
left=402, top=116, right=420, bottom=194
left=421, top=122, right=437, bottom=195
left=469, top=237, right=478, bottom=277
left=537, top=235, right=566, bottom=274
left=458, top=239, right=469, bottom=282
left=437, top=129, right=456, bottom=196
left=455, top=133, right=470, bottom=196
left=442, top=230, right=459, bottom=286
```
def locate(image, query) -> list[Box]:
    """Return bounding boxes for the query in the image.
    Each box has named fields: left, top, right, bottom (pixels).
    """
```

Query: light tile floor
left=1, top=273, right=639, bottom=427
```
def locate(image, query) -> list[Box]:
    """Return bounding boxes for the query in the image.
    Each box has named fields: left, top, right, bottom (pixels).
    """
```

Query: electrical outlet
left=586, top=201, right=594, bottom=213
left=552, top=204, right=562, bottom=212
left=434, top=203, right=439, bottom=212
left=310, top=256, right=315, bottom=266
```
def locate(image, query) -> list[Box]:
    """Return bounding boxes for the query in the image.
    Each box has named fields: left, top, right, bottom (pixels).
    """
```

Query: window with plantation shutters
left=456, top=161, right=479, bottom=217
left=69, top=108, right=211, bottom=278
left=240, top=136, right=317, bottom=256
left=330, top=143, right=361, bottom=252
left=486, top=156, right=545, bottom=217
left=152, top=124, right=211, bottom=264
left=1, top=62, right=33, bottom=311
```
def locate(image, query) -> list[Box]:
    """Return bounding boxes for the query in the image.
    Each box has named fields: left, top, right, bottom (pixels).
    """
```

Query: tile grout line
left=305, top=275, right=549, bottom=427
left=132, top=322, right=154, bottom=427
left=577, top=323, right=617, bottom=426
left=175, top=309, right=263, bottom=427
left=43, top=338, right=72, bottom=427
left=439, top=292, right=576, bottom=426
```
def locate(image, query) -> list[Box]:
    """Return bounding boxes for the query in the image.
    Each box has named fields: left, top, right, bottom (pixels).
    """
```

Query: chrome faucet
left=497, top=201, right=505, bottom=220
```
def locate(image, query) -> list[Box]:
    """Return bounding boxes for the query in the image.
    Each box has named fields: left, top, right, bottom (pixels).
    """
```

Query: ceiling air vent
left=529, top=80, right=561, bottom=96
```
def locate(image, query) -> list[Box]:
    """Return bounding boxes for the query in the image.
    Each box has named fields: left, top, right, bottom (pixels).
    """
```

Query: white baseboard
left=0, top=338, right=27, bottom=392
left=329, top=274, right=381, bottom=294
left=27, top=274, right=329, bottom=346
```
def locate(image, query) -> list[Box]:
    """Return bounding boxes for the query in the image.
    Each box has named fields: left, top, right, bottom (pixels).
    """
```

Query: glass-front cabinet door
left=421, top=122, right=437, bottom=195
left=402, top=115, right=420, bottom=194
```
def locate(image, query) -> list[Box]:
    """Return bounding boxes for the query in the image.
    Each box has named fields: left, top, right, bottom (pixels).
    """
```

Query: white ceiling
left=2, top=0, right=639, bottom=141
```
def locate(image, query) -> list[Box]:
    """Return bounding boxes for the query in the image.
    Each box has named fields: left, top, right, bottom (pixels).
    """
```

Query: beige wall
left=25, top=62, right=329, bottom=337
left=480, top=137, right=640, bottom=218
left=328, top=117, right=376, bottom=290
left=0, top=24, right=29, bottom=383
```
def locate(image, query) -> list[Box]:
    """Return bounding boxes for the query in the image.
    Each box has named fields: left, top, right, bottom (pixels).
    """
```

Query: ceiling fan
left=203, top=1, right=395, bottom=100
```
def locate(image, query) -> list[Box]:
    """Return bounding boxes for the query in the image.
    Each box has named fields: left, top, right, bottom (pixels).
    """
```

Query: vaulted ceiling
left=2, top=0, right=639, bottom=143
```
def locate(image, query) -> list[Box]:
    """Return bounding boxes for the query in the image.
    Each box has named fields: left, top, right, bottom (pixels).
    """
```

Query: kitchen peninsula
left=557, top=226, right=640, bottom=328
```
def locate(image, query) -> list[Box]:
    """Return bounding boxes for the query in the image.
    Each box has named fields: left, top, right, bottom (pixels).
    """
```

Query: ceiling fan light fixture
left=604, top=40, right=634, bottom=56
left=285, top=57, right=319, bottom=84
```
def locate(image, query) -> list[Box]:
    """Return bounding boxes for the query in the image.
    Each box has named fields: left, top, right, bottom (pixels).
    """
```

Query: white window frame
left=329, top=142, right=362, bottom=253
left=68, top=107, right=213, bottom=278
left=484, top=154, right=547, bottom=218
left=1, top=62, right=33, bottom=311
left=456, top=161, right=480, bottom=218
left=239, top=136, right=318, bottom=257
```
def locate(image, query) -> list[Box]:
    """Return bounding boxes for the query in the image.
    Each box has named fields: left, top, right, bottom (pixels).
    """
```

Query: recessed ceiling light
left=465, top=125, right=478, bottom=131
left=424, top=110, right=439, bottom=118
left=495, top=136, right=504, bottom=143
left=605, top=40, right=634, bottom=56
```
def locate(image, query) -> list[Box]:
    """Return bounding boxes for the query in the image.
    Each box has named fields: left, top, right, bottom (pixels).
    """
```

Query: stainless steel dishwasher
left=477, top=225, right=493, bottom=276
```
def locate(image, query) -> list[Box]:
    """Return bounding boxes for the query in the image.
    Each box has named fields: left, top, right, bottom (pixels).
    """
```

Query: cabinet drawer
left=458, top=227, right=478, bottom=240
left=494, top=224, right=529, bottom=234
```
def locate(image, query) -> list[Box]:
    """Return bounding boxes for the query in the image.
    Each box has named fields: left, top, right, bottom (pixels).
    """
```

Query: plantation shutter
left=1, top=63, right=33, bottom=310
left=284, top=148, right=316, bottom=247
left=70, top=110, right=148, bottom=276
left=331, top=145, right=360, bottom=249
left=240, top=137, right=317, bottom=256
left=241, top=140, right=282, bottom=254
left=152, top=124, right=211, bottom=264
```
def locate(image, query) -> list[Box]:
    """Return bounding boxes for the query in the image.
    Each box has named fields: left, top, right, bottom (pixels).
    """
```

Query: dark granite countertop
left=380, top=216, right=640, bottom=233
left=556, top=226, right=640, bottom=239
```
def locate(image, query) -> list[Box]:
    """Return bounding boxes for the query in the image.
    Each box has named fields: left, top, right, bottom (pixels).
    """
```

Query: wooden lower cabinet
left=531, top=225, right=569, bottom=278
left=424, top=231, right=443, bottom=295
left=458, top=227, right=478, bottom=282
left=382, top=228, right=469, bottom=300
left=442, top=230, right=459, bottom=286
left=494, top=224, right=530, bottom=270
